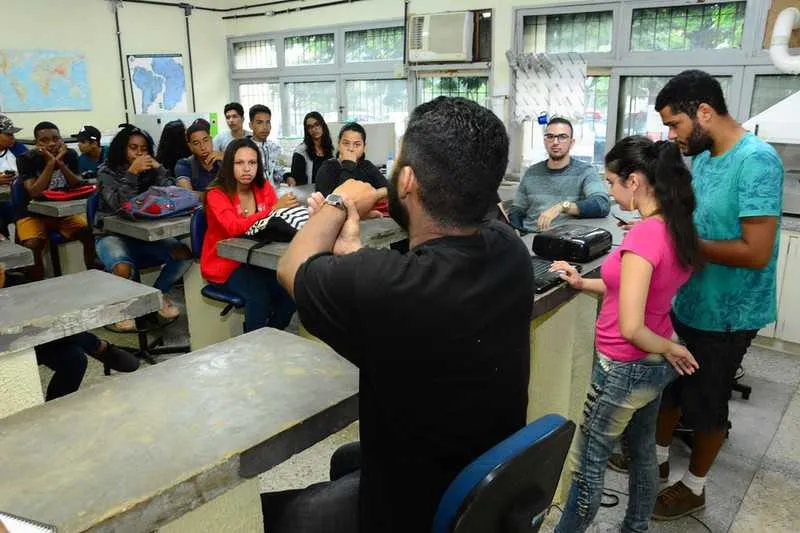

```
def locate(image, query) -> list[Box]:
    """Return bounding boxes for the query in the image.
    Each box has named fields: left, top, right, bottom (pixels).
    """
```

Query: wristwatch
left=561, top=201, right=571, bottom=212
left=325, top=193, right=346, bottom=211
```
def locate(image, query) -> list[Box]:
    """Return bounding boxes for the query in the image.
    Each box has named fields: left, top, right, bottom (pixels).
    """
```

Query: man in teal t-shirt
left=649, top=71, right=783, bottom=520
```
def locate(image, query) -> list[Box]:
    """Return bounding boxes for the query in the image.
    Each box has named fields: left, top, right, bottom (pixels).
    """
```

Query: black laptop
left=531, top=256, right=582, bottom=294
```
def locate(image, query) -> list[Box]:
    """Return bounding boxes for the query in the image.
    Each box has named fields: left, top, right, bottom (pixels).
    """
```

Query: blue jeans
left=36, top=332, right=100, bottom=401
left=212, top=264, right=295, bottom=333
left=555, top=353, right=677, bottom=533
left=96, top=235, right=191, bottom=293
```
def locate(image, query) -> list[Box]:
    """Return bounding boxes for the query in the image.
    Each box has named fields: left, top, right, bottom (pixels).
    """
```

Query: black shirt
left=16, top=148, right=80, bottom=218
left=314, top=158, right=387, bottom=197
left=294, top=220, right=533, bottom=532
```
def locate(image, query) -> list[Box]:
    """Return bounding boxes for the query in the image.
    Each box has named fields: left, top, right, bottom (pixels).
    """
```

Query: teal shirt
left=673, top=133, right=783, bottom=332
left=78, top=145, right=108, bottom=174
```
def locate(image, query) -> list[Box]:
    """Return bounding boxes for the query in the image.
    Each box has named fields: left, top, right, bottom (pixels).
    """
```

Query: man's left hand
left=333, top=179, right=382, bottom=219
left=332, top=195, right=363, bottom=255
left=537, top=203, right=564, bottom=231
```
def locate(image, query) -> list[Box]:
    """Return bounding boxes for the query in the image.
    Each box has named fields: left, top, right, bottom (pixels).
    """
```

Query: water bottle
left=385, top=151, right=394, bottom=178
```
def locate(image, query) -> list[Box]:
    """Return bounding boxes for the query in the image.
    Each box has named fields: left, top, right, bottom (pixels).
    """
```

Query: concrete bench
left=0, top=328, right=359, bottom=533
left=0, top=240, right=34, bottom=271
left=27, top=198, right=87, bottom=218
left=0, top=270, right=160, bottom=418
left=102, top=214, right=192, bottom=242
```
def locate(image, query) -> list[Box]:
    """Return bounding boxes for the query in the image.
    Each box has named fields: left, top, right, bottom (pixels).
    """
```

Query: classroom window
left=345, top=79, right=408, bottom=136
left=285, top=33, right=335, bottom=66
left=750, top=74, right=800, bottom=117
left=523, top=11, right=614, bottom=54
left=630, top=2, right=746, bottom=52
left=345, top=27, right=404, bottom=62
left=617, top=75, right=732, bottom=140
left=238, top=82, right=283, bottom=138
left=416, top=75, right=490, bottom=107
left=285, top=81, right=338, bottom=138
left=233, top=40, right=277, bottom=70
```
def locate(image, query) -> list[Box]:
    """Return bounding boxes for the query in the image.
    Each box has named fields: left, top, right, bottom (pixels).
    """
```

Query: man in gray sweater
left=510, top=117, right=610, bottom=232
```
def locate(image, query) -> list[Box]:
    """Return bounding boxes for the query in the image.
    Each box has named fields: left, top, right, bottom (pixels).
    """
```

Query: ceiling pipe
left=769, top=7, right=800, bottom=74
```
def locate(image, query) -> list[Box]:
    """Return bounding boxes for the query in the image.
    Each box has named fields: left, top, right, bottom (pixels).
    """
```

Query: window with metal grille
left=233, top=40, right=277, bottom=70
left=284, top=34, right=335, bottom=66
left=416, top=76, right=490, bottom=107
left=285, top=81, right=338, bottom=138
left=237, top=82, right=283, bottom=138
left=630, top=2, right=746, bottom=52
left=345, top=27, right=404, bottom=62
left=751, top=74, right=800, bottom=117
left=523, top=11, right=614, bottom=54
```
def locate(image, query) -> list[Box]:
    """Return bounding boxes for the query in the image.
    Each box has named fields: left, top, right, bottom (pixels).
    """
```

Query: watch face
left=327, top=193, right=343, bottom=204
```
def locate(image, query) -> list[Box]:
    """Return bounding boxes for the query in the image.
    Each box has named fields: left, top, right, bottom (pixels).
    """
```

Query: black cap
left=73, top=125, right=102, bottom=143
left=186, top=118, right=211, bottom=140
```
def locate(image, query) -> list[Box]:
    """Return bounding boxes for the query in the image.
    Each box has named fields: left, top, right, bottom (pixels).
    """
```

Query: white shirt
left=213, top=129, right=251, bottom=152
left=0, top=149, right=18, bottom=174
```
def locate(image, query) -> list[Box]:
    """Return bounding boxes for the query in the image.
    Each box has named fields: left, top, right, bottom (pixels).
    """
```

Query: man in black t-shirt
left=16, top=121, right=95, bottom=280
left=269, top=97, right=534, bottom=533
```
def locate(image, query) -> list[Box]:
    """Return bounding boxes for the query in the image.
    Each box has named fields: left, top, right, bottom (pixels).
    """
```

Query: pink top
left=595, top=218, right=692, bottom=362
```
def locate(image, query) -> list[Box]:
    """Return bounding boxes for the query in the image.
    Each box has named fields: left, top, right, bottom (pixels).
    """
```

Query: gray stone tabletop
left=26, top=198, right=87, bottom=218
left=218, top=217, right=406, bottom=271
left=0, top=241, right=34, bottom=270
left=0, top=270, right=160, bottom=356
left=102, top=214, right=192, bottom=242
left=0, top=329, right=359, bottom=533
left=782, top=215, right=800, bottom=233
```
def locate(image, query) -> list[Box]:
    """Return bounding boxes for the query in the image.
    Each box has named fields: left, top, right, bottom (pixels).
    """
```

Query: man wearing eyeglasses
left=510, top=117, right=609, bottom=232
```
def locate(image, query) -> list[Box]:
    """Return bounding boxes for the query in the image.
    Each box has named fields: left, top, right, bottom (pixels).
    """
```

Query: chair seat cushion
left=201, top=284, right=245, bottom=307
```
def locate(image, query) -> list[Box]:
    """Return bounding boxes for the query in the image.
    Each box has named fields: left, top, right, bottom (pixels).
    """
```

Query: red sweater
left=201, top=183, right=278, bottom=284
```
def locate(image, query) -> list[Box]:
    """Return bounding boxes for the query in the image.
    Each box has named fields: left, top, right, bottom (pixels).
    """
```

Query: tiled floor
left=37, top=289, right=800, bottom=532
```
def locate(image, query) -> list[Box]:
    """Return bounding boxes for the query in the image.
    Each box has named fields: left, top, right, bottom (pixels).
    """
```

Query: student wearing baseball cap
left=0, top=114, right=28, bottom=179
left=73, top=125, right=107, bottom=175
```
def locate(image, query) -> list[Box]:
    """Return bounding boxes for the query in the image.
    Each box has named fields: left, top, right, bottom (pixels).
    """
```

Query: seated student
left=0, top=114, right=26, bottom=230
left=214, top=102, right=251, bottom=152
left=0, top=244, right=139, bottom=401
left=73, top=125, right=108, bottom=176
left=289, top=111, right=334, bottom=186
left=155, top=119, right=191, bottom=177
left=175, top=118, right=223, bottom=195
left=268, top=97, right=532, bottom=533
left=201, top=138, right=297, bottom=332
left=314, top=122, right=388, bottom=198
left=510, top=117, right=610, bottom=232
left=15, top=121, right=96, bottom=281
left=248, top=104, right=289, bottom=189
left=94, top=124, right=192, bottom=331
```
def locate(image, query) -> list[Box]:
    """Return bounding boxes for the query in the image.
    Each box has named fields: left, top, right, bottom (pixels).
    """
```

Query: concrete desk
left=0, top=240, right=34, bottom=270
left=0, top=329, right=359, bottom=533
left=103, top=214, right=192, bottom=242
left=27, top=198, right=87, bottom=218
left=217, top=217, right=405, bottom=271
left=0, top=270, right=160, bottom=418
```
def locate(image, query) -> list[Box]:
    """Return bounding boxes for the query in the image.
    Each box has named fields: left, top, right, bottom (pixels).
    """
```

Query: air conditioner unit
left=408, top=12, right=474, bottom=63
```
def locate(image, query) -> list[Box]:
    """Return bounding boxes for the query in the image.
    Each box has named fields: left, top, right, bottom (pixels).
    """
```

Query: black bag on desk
left=532, top=224, right=612, bottom=263
left=244, top=206, right=309, bottom=243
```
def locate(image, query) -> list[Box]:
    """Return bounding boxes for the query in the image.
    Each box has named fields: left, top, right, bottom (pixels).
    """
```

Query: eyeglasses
left=544, top=133, right=571, bottom=143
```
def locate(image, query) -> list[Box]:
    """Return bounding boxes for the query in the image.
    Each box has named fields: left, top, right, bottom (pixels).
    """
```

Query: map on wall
left=127, top=54, right=187, bottom=114
left=0, top=49, right=92, bottom=112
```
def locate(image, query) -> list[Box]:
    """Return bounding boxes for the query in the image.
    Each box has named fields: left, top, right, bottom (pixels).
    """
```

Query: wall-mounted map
left=0, top=49, right=92, bottom=112
left=127, top=54, right=187, bottom=115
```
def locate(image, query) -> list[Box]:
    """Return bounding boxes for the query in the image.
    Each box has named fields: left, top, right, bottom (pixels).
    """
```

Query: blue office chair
left=433, top=414, right=576, bottom=533
left=10, top=177, right=67, bottom=276
left=190, top=208, right=245, bottom=316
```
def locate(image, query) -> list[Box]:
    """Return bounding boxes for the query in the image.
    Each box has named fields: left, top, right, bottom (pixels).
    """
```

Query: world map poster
left=127, top=54, right=188, bottom=115
left=0, top=49, right=92, bottom=112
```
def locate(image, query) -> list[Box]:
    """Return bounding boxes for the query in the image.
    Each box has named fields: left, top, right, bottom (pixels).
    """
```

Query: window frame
left=739, top=65, right=800, bottom=120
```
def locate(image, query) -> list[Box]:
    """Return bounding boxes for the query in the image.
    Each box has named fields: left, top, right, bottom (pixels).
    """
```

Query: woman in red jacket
left=201, top=138, right=299, bottom=332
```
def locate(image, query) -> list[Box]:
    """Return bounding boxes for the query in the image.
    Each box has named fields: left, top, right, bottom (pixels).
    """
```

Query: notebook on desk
left=0, top=511, right=56, bottom=532
left=531, top=256, right=582, bottom=294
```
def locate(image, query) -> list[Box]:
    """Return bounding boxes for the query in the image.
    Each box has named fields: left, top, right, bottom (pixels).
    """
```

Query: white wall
left=0, top=0, right=229, bottom=139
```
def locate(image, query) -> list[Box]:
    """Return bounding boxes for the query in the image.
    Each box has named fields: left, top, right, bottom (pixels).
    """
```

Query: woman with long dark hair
left=289, top=111, right=334, bottom=186
left=314, top=122, right=387, bottom=197
left=201, top=138, right=297, bottom=332
left=155, top=119, right=191, bottom=177
left=552, top=136, right=703, bottom=533
left=94, top=124, right=193, bottom=331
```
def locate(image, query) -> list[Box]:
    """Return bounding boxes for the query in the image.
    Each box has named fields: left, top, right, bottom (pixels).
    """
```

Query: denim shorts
left=96, top=234, right=182, bottom=271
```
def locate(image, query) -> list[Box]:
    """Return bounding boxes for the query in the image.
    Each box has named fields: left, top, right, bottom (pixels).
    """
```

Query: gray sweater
left=94, top=163, right=174, bottom=234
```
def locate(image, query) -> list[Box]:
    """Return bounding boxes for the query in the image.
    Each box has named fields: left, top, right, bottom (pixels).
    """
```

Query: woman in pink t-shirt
left=553, top=137, right=704, bottom=533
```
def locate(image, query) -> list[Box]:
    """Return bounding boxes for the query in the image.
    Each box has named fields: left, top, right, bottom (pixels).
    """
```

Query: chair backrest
left=432, top=413, right=576, bottom=533
left=10, top=177, right=27, bottom=211
left=86, top=192, right=100, bottom=228
left=189, top=208, right=207, bottom=260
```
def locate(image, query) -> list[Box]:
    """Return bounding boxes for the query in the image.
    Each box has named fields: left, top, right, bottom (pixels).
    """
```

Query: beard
left=387, top=164, right=409, bottom=231
left=683, top=121, right=714, bottom=156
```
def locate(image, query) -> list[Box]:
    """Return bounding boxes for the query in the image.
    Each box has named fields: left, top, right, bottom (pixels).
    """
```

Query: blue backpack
left=120, top=186, right=199, bottom=220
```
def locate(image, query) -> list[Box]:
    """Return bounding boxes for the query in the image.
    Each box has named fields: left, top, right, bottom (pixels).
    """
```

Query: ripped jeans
left=555, top=353, right=677, bottom=533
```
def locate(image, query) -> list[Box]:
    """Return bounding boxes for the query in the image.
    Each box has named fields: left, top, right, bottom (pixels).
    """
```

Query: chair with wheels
left=189, top=208, right=245, bottom=317
left=89, top=193, right=190, bottom=371
left=432, top=414, right=576, bottom=533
